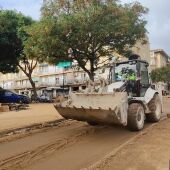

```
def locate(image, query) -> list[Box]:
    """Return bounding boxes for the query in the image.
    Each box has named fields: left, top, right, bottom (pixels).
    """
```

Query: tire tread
left=146, top=94, right=161, bottom=122
left=128, top=103, right=144, bottom=131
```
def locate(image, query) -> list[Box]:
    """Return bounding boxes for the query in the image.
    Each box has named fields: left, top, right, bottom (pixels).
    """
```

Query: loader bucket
left=54, top=92, right=128, bottom=126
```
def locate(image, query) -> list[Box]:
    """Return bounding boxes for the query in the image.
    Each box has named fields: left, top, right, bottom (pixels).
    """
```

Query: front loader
left=54, top=58, right=162, bottom=131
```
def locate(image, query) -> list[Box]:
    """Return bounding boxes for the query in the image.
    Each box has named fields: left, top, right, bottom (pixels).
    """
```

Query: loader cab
left=136, top=60, right=150, bottom=96
left=110, top=59, right=150, bottom=97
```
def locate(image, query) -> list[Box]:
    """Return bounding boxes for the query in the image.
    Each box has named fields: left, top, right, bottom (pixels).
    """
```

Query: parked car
left=30, top=94, right=53, bottom=103
left=0, top=90, right=30, bottom=104
left=37, top=95, right=53, bottom=103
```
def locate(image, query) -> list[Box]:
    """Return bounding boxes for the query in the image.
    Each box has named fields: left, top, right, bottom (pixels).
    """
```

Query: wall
left=132, top=36, right=150, bottom=64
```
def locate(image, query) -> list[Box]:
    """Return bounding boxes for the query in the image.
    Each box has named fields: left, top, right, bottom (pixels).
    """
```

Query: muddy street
left=0, top=98, right=169, bottom=170
left=0, top=120, right=140, bottom=170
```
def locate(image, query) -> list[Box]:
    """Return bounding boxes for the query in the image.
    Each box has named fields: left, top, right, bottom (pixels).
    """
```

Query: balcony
left=67, top=77, right=86, bottom=85
left=11, top=75, right=87, bottom=90
left=37, top=82, right=59, bottom=88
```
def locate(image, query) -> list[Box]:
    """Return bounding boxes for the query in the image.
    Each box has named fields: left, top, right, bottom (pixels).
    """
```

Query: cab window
left=140, top=63, right=149, bottom=86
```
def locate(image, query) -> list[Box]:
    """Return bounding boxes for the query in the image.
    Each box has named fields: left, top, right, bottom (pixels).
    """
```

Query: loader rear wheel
left=146, top=94, right=162, bottom=122
left=128, top=103, right=145, bottom=131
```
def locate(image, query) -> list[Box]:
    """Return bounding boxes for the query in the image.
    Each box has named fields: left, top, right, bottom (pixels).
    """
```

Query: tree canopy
left=150, top=66, right=170, bottom=83
left=0, top=10, right=34, bottom=73
left=0, top=10, right=40, bottom=97
left=25, top=0, right=148, bottom=80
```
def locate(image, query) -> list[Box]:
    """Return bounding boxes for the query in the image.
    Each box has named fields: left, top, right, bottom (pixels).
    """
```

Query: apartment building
left=0, top=51, right=120, bottom=98
left=150, top=49, right=170, bottom=93
left=0, top=61, right=88, bottom=98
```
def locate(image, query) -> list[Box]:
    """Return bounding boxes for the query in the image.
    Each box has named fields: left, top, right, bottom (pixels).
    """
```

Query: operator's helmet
left=129, top=54, right=141, bottom=60
left=127, top=68, right=135, bottom=75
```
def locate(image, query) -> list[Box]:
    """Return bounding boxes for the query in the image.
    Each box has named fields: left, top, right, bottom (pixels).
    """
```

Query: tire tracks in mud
left=0, top=122, right=103, bottom=170
left=0, top=116, right=167, bottom=170
left=84, top=117, right=168, bottom=170
left=0, top=119, right=79, bottom=144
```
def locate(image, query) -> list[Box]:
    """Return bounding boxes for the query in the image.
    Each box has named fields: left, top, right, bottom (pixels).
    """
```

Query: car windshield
left=115, top=63, right=136, bottom=82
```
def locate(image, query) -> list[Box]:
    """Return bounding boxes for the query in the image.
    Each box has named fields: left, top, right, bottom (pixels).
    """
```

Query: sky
left=0, top=0, right=42, bottom=20
left=0, top=0, right=170, bottom=55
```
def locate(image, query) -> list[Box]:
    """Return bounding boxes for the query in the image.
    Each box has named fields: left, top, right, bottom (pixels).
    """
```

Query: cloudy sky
left=0, top=0, right=170, bottom=55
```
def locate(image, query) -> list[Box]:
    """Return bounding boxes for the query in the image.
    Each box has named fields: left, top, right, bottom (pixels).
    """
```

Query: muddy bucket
left=54, top=92, right=128, bottom=126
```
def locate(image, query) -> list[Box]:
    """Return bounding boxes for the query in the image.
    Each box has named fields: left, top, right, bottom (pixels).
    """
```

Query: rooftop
left=151, top=49, right=169, bottom=59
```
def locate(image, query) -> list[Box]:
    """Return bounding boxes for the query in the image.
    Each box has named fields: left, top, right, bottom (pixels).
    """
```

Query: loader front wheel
left=146, top=94, right=162, bottom=122
left=128, top=103, right=145, bottom=131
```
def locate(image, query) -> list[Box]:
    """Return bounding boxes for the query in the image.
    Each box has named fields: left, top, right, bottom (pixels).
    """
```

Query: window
left=56, top=77, right=59, bottom=84
left=5, top=91, right=12, bottom=96
left=115, top=63, right=136, bottom=82
left=140, top=63, right=149, bottom=85
left=99, top=68, right=105, bottom=74
left=81, top=73, right=86, bottom=79
left=74, top=72, right=78, bottom=77
left=39, top=66, right=48, bottom=74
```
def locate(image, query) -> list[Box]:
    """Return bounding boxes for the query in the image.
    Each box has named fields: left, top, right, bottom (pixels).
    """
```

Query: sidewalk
left=0, top=104, right=62, bottom=132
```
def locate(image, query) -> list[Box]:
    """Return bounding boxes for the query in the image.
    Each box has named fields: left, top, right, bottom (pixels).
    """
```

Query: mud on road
left=0, top=98, right=169, bottom=170
left=102, top=118, right=170, bottom=170
left=0, top=119, right=141, bottom=170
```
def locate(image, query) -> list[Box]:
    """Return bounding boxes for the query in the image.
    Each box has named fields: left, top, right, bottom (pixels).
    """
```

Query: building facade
left=132, top=36, right=151, bottom=64
left=150, top=49, right=170, bottom=93
left=150, top=49, right=169, bottom=70
left=0, top=63, right=88, bottom=98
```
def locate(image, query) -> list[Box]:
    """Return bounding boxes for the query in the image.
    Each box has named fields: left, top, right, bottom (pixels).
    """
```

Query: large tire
left=146, top=94, right=162, bottom=122
left=128, top=103, right=145, bottom=131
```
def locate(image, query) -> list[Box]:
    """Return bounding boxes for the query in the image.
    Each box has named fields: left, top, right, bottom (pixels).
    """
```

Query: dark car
left=31, top=95, right=53, bottom=103
left=0, top=90, right=30, bottom=104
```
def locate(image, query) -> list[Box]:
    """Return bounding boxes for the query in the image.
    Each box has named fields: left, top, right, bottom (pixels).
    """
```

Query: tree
left=0, top=10, right=21, bottom=73
left=0, top=10, right=38, bottom=97
left=28, top=0, right=148, bottom=81
left=150, top=66, right=170, bottom=85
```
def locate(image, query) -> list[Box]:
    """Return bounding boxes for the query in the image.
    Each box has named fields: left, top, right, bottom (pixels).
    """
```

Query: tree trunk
left=28, top=76, right=38, bottom=99
left=17, top=62, right=38, bottom=100
left=76, top=58, right=95, bottom=82
left=88, top=72, right=94, bottom=82
left=88, top=58, right=95, bottom=81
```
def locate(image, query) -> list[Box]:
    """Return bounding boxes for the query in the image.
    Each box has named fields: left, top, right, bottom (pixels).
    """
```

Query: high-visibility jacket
left=127, top=73, right=136, bottom=81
